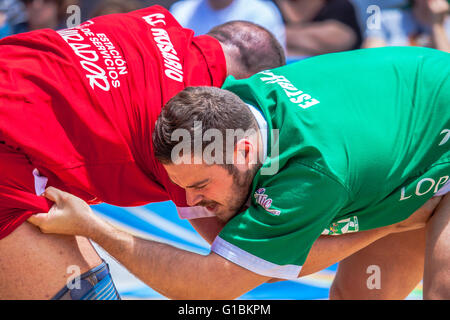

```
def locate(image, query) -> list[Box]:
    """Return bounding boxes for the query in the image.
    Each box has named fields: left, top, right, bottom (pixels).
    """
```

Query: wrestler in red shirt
left=0, top=5, right=285, bottom=241
left=0, top=6, right=285, bottom=300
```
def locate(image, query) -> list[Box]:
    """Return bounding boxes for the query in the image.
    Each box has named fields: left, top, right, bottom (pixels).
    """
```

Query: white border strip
left=176, top=206, right=215, bottom=220
left=211, top=236, right=301, bottom=280
left=246, top=103, right=268, bottom=162
left=435, top=178, right=450, bottom=196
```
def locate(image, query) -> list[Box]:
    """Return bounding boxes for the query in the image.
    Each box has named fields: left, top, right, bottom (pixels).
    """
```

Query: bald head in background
left=208, top=20, right=286, bottom=79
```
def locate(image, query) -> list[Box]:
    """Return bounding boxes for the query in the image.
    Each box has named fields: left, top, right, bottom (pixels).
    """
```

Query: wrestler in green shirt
left=211, top=46, right=450, bottom=279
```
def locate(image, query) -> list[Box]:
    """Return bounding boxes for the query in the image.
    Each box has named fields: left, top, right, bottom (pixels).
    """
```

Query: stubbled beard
left=216, top=163, right=262, bottom=222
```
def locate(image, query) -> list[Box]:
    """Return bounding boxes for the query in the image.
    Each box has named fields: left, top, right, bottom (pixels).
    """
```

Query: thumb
left=27, top=213, right=49, bottom=228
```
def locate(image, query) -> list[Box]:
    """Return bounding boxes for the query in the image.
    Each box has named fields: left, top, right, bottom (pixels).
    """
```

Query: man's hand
left=414, top=0, right=450, bottom=26
left=28, top=186, right=98, bottom=237
left=389, top=196, right=442, bottom=233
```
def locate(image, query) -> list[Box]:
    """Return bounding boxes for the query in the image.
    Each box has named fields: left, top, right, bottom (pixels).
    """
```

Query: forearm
left=286, top=22, right=357, bottom=56
left=299, top=226, right=392, bottom=277
left=86, top=216, right=265, bottom=299
left=91, top=216, right=391, bottom=286
left=431, top=22, right=450, bottom=52
left=86, top=218, right=205, bottom=298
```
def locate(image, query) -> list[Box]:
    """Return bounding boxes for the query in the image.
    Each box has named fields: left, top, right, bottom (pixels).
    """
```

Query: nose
left=186, top=189, right=203, bottom=207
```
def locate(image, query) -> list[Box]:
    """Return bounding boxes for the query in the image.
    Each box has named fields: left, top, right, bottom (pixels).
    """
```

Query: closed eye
left=186, top=178, right=210, bottom=189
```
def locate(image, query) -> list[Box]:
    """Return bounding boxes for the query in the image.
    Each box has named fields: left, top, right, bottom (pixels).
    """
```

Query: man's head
left=153, top=86, right=263, bottom=222
left=207, top=20, right=286, bottom=79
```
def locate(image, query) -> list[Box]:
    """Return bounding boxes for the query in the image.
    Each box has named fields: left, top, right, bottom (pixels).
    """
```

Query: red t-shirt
left=0, top=6, right=227, bottom=208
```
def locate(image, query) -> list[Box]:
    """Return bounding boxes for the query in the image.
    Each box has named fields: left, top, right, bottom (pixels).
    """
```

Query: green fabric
left=215, top=47, right=450, bottom=269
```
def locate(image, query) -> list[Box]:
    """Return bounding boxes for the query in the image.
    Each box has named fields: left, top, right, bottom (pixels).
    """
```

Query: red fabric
left=0, top=143, right=53, bottom=239
left=0, top=6, right=227, bottom=239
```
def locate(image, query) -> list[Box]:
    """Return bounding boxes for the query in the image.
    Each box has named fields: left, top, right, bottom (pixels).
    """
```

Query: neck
left=219, top=42, right=249, bottom=79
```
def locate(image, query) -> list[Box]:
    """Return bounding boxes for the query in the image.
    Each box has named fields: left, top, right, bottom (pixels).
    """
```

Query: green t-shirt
left=211, top=47, right=450, bottom=279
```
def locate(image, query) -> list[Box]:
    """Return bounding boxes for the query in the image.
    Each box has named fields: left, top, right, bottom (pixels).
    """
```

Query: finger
left=27, top=213, right=48, bottom=227
left=42, top=186, right=68, bottom=204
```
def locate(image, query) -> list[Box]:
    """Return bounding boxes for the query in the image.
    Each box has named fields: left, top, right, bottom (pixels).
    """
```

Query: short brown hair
left=153, top=86, right=258, bottom=169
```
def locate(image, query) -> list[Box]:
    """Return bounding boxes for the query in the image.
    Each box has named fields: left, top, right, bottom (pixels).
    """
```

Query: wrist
left=82, top=211, right=109, bottom=240
left=431, top=20, right=445, bottom=28
left=430, top=13, right=447, bottom=26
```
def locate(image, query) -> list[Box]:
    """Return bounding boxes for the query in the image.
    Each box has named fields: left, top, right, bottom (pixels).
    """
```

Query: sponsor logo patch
left=254, top=188, right=281, bottom=216
left=322, top=216, right=359, bottom=235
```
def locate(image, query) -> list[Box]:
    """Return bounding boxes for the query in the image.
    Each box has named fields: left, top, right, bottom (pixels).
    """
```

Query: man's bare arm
left=285, top=21, right=357, bottom=56
left=28, top=187, right=436, bottom=298
left=414, top=0, right=450, bottom=52
left=188, top=206, right=436, bottom=278
left=85, top=217, right=269, bottom=299
left=431, top=23, right=450, bottom=52
left=28, top=187, right=268, bottom=299
left=301, top=196, right=442, bottom=276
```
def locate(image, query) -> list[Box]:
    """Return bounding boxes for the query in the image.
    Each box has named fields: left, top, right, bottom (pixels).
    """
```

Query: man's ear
left=233, top=138, right=256, bottom=170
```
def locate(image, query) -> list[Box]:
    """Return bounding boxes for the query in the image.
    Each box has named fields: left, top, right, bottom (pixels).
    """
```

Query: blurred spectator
left=140, top=0, right=178, bottom=8
left=90, top=0, right=142, bottom=18
left=0, top=0, right=27, bottom=38
left=170, top=0, right=286, bottom=50
left=21, top=0, right=79, bottom=30
left=79, top=1, right=179, bottom=22
left=355, top=0, right=450, bottom=52
left=271, top=0, right=362, bottom=58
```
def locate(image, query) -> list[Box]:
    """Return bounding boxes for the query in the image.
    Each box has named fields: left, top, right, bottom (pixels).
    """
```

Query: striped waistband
left=52, top=260, right=120, bottom=300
